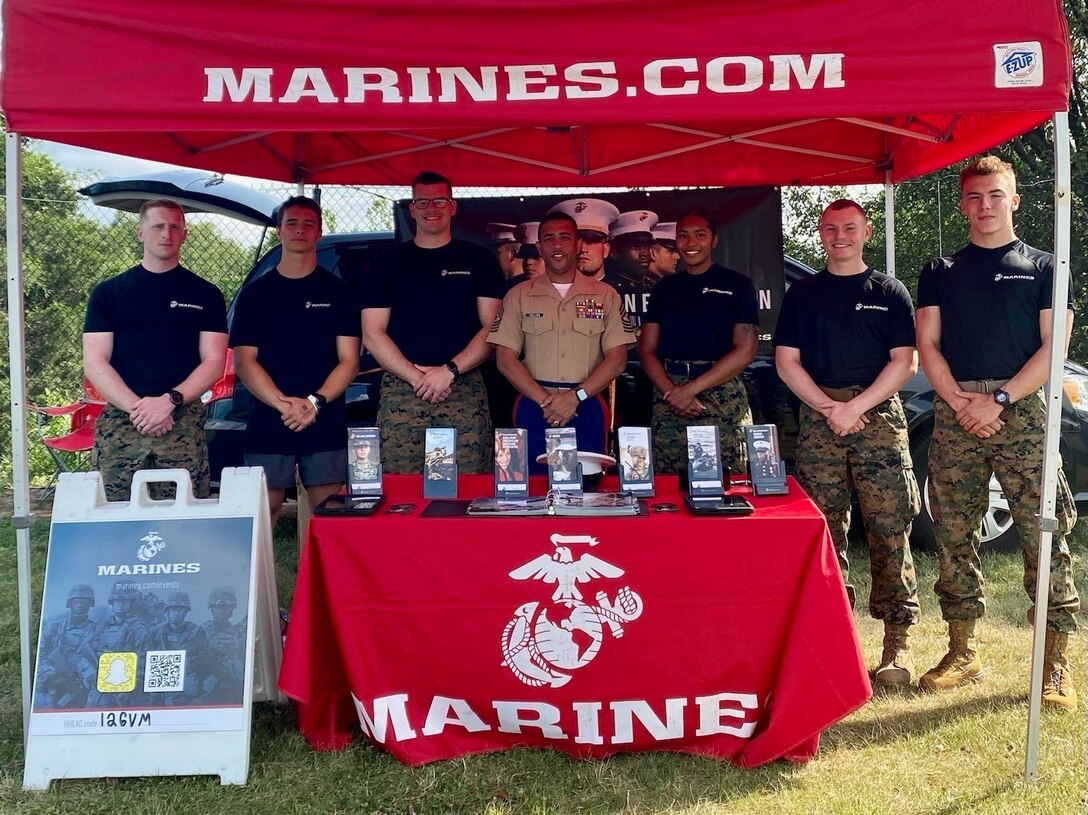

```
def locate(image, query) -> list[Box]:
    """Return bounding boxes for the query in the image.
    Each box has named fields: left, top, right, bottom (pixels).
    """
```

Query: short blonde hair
left=139, top=199, right=185, bottom=222
left=959, top=155, right=1017, bottom=193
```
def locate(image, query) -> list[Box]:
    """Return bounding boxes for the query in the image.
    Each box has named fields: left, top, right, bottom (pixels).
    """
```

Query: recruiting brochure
left=423, top=427, right=457, bottom=499
left=545, top=427, right=582, bottom=494
left=686, top=425, right=724, bottom=496
left=29, top=516, right=254, bottom=735
left=347, top=427, right=382, bottom=496
left=493, top=428, right=529, bottom=499
left=617, top=426, right=654, bottom=496
left=746, top=424, right=789, bottom=496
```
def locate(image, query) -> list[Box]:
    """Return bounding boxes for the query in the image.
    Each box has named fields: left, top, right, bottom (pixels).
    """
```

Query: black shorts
left=245, top=449, right=345, bottom=489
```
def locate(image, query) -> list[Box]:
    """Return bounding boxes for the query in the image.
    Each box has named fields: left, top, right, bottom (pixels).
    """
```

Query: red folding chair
left=29, top=399, right=105, bottom=495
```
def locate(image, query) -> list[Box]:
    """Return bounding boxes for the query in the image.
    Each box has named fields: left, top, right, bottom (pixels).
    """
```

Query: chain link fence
left=2, top=159, right=1083, bottom=490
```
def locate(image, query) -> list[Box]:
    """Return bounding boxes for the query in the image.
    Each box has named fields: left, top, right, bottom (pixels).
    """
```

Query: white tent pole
left=884, top=171, right=896, bottom=277
left=6, top=132, right=35, bottom=742
left=1024, top=111, right=1072, bottom=782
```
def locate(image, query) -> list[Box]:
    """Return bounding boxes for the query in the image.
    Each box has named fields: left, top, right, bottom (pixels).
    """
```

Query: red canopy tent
left=0, top=0, right=1073, bottom=186
left=1, top=0, right=1075, bottom=781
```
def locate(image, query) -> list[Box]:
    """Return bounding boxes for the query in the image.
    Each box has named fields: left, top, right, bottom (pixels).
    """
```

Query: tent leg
left=884, top=171, right=896, bottom=277
left=6, top=132, right=35, bottom=744
left=1024, top=111, right=1073, bottom=782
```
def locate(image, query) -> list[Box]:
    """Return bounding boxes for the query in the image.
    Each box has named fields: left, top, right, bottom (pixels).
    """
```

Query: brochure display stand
left=316, top=428, right=385, bottom=515
left=616, top=426, right=655, bottom=497
left=23, top=467, right=280, bottom=789
left=493, top=428, right=529, bottom=500
left=686, top=425, right=725, bottom=498
left=423, top=428, right=458, bottom=499
left=746, top=425, right=789, bottom=496
left=545, top=427, right=583, bottom=495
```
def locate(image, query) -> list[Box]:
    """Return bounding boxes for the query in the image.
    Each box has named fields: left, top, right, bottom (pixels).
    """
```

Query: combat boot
left=1041, top=630, right=1077, bottom=711
left=873, top=622, right=914, bottom=688
left=918, top=619, right=982, bottom=692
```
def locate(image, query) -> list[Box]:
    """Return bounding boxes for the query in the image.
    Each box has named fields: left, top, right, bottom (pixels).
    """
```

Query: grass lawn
left=0, top=504, right=1083, bottom=815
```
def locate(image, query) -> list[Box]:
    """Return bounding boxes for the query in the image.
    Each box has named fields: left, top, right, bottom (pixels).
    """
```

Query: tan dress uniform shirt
left=489, top=273, right=635, bottom=384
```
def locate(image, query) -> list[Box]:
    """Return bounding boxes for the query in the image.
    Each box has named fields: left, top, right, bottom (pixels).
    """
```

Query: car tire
left=908, top=421, right=1021, bottom=553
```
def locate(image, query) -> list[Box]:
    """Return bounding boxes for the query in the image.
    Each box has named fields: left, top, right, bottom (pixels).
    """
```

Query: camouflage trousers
left=652, top=375, right=751, bottom=477
left=796, top=397, right=921, bottom=625
left=378, top=369, right=492, bottom=475
left=92, top=401, right=210, bottom=501
left=929, top=393, right=1080, bottom=633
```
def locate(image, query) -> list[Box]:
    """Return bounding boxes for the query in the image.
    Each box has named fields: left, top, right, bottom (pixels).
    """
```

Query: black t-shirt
left=916, top=241, right=1073, bottom=381
left=83, top=265, right=227, bottom=397
left=229, top=267, right=360, bottom=455
left=359, top=239, right=505, bottom=365
left=774, top=268, right=916, bottom=388
left=643, top=264, right=759, bottom=360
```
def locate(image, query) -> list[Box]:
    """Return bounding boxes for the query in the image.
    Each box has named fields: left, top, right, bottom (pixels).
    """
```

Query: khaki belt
left=819, top=385, right=865, bottom=403
left=956, top=378, right=1009, bottom=394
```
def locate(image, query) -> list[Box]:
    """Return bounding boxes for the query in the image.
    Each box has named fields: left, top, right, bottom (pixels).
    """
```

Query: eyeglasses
left=411, top=197, right=453, bottom=209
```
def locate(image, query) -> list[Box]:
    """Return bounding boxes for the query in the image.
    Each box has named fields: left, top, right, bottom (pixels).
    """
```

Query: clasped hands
left=129, top=395, right=175, bottom=437
left=663, top=383, right=707, bottom=419
left=541, top=390, right=579, bottom=427
left=413, top=364, right=454, bottom=404
left=951, top=391, right=1005, bottom=438
left=820, top=399, right=869, bottom=437
left=278, top=395, right=318, bottom=432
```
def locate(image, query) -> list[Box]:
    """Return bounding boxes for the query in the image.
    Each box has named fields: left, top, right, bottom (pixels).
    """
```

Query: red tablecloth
left=279, top=475, right=870, bottom=767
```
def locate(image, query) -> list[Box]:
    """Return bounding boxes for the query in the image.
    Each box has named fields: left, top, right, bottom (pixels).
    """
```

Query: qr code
left=144, top=650, right=185, bottom=693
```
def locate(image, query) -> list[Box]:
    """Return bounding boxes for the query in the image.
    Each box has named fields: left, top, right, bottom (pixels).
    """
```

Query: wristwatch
left=993, top=388, right=1011, bottom=407
left=445, top=360, right=460, bottom=380
left=168, top=390, right=184, bottom=407
left=575, top=388, right=589, bottom=403
left=307, top=393, right=327, bottom=413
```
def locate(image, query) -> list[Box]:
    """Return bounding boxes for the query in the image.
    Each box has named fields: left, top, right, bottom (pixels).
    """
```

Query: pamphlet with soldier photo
left=347, top=427, right=382, bottom=495
left=545, top=427, right=582, bottom=495
left=423, top=427, right=458, bottom=498
left=746, top=424, right=789, bottom=495
left=493, top=428, right=529, bottom=499
left=686, top=425, right=725, bottom=497
left=29, top=517, right=253, bottom=734
left=617, top=426, right=654, bottom=496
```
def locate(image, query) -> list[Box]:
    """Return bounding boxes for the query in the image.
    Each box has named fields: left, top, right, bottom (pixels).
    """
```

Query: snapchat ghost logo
left=97, top=652, right=138, bottom=693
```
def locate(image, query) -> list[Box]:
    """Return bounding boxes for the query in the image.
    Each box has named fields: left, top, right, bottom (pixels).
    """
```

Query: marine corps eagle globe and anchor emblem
left=501, top=534, right=644, bottom=688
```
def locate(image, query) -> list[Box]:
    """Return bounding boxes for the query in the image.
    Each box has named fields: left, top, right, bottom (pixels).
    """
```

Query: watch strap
left=445, top=361, right=460, bottom=380
left=307, top=393, right=327, bottom=412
